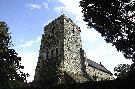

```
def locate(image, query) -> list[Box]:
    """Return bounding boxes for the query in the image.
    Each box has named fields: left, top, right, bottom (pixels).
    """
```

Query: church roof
left=86, top=59, right=113, bottom=75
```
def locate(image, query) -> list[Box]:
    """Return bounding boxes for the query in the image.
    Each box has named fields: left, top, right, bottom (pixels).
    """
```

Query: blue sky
left=0, top=0, right=132, bottom=82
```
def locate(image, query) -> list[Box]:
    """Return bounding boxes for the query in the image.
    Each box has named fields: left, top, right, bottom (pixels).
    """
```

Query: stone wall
left=63, top=16, right=83, bottom=76
left=86, top=65, right=114, bottom=81
left=34, top=15, right=65, bottom=85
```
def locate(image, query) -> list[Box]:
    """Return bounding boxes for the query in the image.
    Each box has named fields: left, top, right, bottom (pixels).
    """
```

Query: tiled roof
left=86, top=59, right=112, bottom=75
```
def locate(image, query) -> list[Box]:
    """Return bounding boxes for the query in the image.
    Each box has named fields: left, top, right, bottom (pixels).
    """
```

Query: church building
left=34, top=14, right=114, bottom=86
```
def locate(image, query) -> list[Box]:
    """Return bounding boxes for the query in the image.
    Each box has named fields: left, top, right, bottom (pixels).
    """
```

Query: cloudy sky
left=0, top=0, right=132, bottom=82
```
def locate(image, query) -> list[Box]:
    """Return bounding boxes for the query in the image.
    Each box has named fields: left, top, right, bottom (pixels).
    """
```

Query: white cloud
left=55, top=0, right=82, bottom=19
left=54, top=6, right=65, bottom=13
left=26, top=3, right=41, bottom=10
left=48, top=0, right=53, bottom=1
left=26, top=2, right=50, bottom=10
left=18, top=51, right=38, bottom=82
left=43, top=2, right=49, bottom=9
left=20, top=36, right=41, bottom=48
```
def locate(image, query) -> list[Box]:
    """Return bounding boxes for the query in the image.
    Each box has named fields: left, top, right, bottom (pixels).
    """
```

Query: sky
left=0, top=0, right=132, bottom=82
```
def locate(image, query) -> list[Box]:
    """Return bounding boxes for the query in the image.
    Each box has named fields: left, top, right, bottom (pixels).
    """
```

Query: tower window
left=72, top=29, right=74, bottom=34
left=52, top=29, right=54, bottom=34
left=56, top=48, right=58, bottom=55
left=72, top=25, right=74, bottom=33
left=51, top=26, right=55, bottom=34
left=46, top=51, right=49, bottom=60
left=60, top=47, right=63, bottom=53
left=51, top=50, right=54, bottom=58
left=72, top=27, right=74, bottom=33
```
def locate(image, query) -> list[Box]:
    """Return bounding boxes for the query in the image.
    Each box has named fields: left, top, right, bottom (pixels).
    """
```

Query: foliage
left=0, top=21, right=29, bottom=89
left=114, top=64, right=130, bottom=78
left=80, top=0, right=135, bottom=62
left=127, top=63, right=135, bottom=79
left=38, top=79, right=134, bottom=89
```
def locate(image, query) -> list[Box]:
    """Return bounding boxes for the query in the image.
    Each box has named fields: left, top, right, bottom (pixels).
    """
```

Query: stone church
left=34, top=14, right=114, bottom=86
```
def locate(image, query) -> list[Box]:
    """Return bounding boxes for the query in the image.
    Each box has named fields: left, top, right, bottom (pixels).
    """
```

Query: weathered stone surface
left=34, top=14, right=114, bottom=86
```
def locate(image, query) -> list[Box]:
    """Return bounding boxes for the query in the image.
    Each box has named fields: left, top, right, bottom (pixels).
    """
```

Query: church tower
left=34, top=15, right=89, bottom=85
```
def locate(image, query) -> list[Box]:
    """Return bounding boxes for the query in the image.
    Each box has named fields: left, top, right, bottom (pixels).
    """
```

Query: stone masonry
left=34, top=14, right=114, bottom=86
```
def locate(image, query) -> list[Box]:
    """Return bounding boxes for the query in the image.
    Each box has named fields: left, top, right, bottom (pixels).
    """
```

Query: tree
left=0, top=21, right=29, bottom=89
left=80, top=0, right=135, bottom=62
left=114, top=64, right=130, bottom=79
